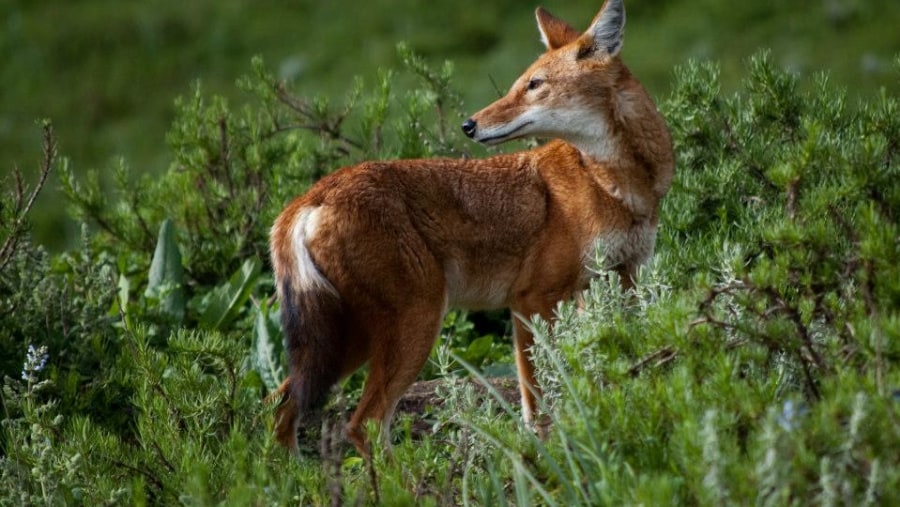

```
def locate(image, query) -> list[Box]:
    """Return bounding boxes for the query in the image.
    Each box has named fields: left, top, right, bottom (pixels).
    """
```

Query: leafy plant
left=2, top=49, right=898, bottom=505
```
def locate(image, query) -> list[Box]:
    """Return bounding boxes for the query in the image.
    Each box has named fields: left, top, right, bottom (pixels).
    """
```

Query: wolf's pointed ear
left=579, top=0, right=626, bottom=59
left=535, top=7, right=580, bottom=50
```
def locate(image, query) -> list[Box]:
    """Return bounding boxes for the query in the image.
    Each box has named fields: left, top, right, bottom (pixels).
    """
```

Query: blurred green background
left=3, top=0, right=899, bottom=250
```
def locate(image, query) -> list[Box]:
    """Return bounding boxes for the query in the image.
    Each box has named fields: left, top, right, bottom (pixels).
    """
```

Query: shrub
left=1, top=51, right=897, bottom=505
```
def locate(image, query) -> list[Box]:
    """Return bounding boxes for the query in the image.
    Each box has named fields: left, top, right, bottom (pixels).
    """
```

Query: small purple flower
left=776, top=399, right=807, bottom=431
left=21, top=344, right=49, bottom=383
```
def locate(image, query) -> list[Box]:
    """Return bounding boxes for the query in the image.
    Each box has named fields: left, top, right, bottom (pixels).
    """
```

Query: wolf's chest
left=584, top=220, right=658, bottom=272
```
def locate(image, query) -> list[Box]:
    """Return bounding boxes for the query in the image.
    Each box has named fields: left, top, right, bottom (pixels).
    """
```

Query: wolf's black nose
left=461, top=118, right=477, bottom=138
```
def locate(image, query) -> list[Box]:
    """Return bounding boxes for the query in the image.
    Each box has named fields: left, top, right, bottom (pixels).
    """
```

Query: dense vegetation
left=4, top=0, right=900, bottom=250
left=1, top=39, right=898, bottom=503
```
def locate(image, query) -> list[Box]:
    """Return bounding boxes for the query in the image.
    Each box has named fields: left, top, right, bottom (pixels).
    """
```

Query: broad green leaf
left=117, top=273, right=130, bottom=311
left=144, top=218, right=185, bottom=322
left=251, top=298, right=284, bottom=392
left=196, top=258, right=262, bottom=330
left=343, top=456, right=365, bottom=469
left=465, top=335, right=496, bottom=366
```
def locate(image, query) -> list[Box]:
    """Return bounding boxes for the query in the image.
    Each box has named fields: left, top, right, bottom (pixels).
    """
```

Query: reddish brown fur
left=270, top=0, right=673, bottom=456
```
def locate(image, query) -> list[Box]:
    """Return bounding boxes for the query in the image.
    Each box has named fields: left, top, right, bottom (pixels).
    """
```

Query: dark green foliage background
left=3, top=0, right=899, bottom=249
left=1, top=1, right=899, bottom=504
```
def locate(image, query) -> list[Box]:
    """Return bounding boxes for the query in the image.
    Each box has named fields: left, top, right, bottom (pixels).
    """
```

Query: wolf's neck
left=579, top=71, right=674, bottom=200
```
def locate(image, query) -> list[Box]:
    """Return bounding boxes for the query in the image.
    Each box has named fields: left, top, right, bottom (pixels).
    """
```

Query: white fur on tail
left=290, top=207, right=337, bottom=296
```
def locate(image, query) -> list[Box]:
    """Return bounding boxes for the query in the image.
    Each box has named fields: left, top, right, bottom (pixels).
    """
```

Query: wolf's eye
left=527, top=78, right=544, bottom=91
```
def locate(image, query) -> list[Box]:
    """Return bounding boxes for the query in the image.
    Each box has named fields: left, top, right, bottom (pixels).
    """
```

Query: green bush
left=1, top=50, right=898, bottom=505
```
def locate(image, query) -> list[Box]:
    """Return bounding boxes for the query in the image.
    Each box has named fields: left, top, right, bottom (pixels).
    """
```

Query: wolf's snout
left=461, top=118, right=477, bottom=138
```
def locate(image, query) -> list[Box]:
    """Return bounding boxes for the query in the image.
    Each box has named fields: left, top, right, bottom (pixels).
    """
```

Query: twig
left=366, top=443, right=381, bottom=506
left=785, top=180, right=798, bottom=220
left=218, top=117, right=235, bottom=197
left=125, top=187, right=154, bottom=250
left=627, top=345, right=678, bottom=377
left=0, top=122, right=56, bottom=272
left=110, top=459, right=167, bottom=496
left=321, top=416, right=343, bottom=507
left=150, top=438, right=176, bottom=474
left=272, top=83, right=363, bottom=151
left=439, top=425, right=469, bottom=505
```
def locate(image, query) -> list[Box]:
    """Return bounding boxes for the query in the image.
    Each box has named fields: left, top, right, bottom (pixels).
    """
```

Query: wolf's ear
left=579, top=0, right=626, bottom=59
left=535, top=7, right=580, bottom=50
